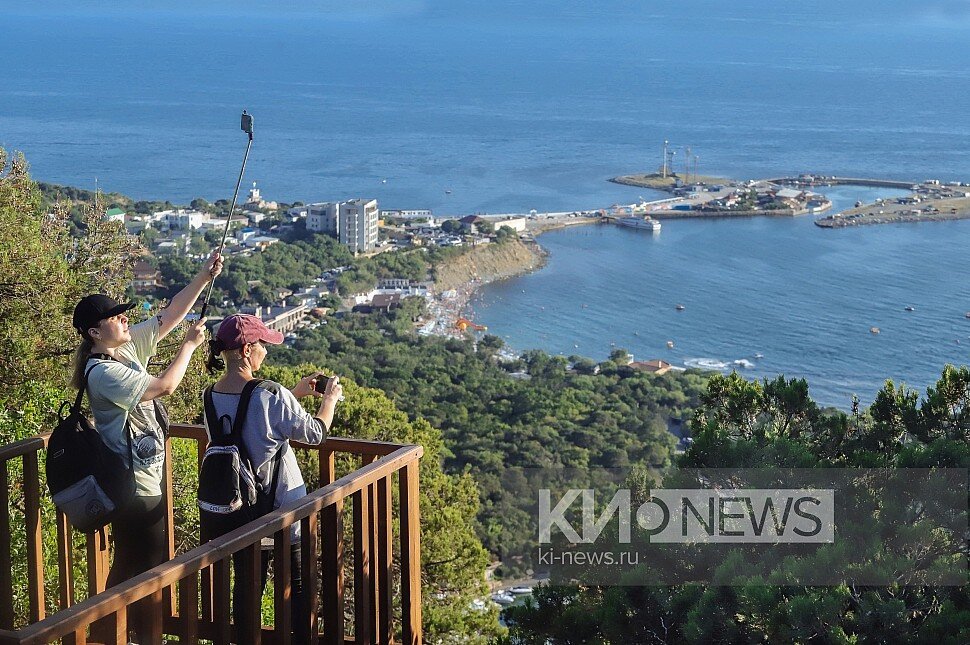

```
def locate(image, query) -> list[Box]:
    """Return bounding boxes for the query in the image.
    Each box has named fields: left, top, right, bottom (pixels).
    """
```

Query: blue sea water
left=3, top=1, right=970, bottom=406
left=472, top=186, right=970, bottom=407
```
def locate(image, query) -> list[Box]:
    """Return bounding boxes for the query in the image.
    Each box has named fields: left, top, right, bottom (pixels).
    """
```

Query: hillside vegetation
left=0, top=150, right=500, bottom=643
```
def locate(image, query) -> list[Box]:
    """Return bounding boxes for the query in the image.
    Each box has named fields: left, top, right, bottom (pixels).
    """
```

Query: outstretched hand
left=201, top=251, right=224, bottom=281
left=293, top=371, right=325, bottom=399
left=184, top=318, right=208, bottom=348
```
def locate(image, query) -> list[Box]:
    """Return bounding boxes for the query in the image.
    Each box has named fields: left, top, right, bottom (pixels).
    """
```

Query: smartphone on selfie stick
left=315, top=375, right=345, bottom=401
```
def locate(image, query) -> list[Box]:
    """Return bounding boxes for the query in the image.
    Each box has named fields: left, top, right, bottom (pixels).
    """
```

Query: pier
left=768, top=176, right=918, bottom=190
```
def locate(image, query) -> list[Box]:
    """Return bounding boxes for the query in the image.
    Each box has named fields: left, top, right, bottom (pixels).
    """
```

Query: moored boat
left=617, top=215, right=662, bottom=232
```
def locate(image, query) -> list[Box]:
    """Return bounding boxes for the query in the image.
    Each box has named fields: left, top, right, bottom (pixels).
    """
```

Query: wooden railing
left=0, top=423, right=423, bottom=644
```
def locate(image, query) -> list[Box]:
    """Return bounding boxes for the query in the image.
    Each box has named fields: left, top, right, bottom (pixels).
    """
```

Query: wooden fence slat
left=23, top=452, right=45, bottom=623
left=241, top=544, right=262, bottom=645
left=141, top=590, right=164, bottom=645
left=162, top=436, right=177, bottom=616
left=177, top=572, right=199, bottom=644
left=274, top=528, right=292, bottom=643
left=301, top=514, right=320, bottom=645
left=399, top=462, right=422, bottom=645
left=102, top=608, right=127, bottom=645
left=198, top=439, right=213, bottom=624
left=363, top=456, right=380, bottom=642
left=320, top=448, right=336, bottom=488
left=377, top=476, right=393, bottom=645
left=212, top=558, right=231, bottom=645
left=86, top=528, right=109, bottom=597
left=85, top=527, right=112, bottom=643
left=56, top=509, right=74, bottom=610
left=352, top=489, right=371, bottom=645
left=321, top=499, right=344, bottom=645
left=0, top=462, right=14, bottom=629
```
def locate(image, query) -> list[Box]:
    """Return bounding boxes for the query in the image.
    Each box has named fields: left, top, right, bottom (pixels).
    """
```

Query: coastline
left=425, top=215, right=599, bottom=340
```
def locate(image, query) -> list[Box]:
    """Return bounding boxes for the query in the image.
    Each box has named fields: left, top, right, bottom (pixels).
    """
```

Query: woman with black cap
left=70, top=250, right=222, bottom=641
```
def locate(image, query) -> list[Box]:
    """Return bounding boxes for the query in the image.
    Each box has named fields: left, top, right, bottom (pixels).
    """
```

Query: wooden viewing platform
left=0, top=424, right=423, bottom=644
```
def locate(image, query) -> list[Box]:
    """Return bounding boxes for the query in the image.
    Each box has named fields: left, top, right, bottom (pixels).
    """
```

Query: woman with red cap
left=202, top=312, right=341, bottom=641
left=70, top=251, right=222, bottom=641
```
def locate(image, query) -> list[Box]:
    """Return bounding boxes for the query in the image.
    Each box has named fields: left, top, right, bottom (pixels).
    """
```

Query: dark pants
left=202, top=513, right=309, bottom=642
left=106, top=495, right=167, bottom=641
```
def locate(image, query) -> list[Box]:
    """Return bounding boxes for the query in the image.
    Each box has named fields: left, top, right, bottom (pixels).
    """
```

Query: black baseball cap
left=73, top=294, right=135, bottom=333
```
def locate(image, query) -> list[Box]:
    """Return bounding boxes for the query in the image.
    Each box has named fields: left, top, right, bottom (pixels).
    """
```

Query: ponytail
left=70, top=335, right=95, bottom=391
left=206, top=337, right=227, bottom=375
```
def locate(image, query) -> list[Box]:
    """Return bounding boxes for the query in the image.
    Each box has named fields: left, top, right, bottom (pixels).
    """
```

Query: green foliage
left=0, top=150, right=141, bottom=624
left=273, top=307, right=708, bottom=563
left=1, top=160, right=497, bottom=641
left=503, top=368, right=970, bottom=643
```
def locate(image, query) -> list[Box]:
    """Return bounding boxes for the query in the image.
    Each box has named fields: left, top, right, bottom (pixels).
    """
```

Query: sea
left=3, top=1, right=970, bottom=407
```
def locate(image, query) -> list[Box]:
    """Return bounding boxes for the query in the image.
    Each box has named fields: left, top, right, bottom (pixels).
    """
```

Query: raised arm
left=140, top=318, right=208, bottom=401
left=157, top=251, right=223, bottom=340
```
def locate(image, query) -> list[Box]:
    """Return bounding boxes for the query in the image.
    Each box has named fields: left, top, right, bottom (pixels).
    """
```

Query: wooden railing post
left=241, top=544, right=262, bottom=644
left=301, top=513, right=320, bottom=645
left=162, top=436, right=177, bottom=616
left=87, top=528, right=110, bottom=596
left=56, top=509, right=74, bottom=610
left=399, top=461, right=422, bottom=645
left=198, top=440, right=214, bottom=625
left=321, top=499, right=345, bottom=645
left=352, top=488, right=372, bottom=644
left=377, top=476, right=393, bottom=645
left=212, top=558, right=232, bottom=645
left=274, top=528, right=292, bottom=642
left=0, top=462, right=14, bottom=629
left=177, top=572, right=199, bottom=644
left=363, top=455, right=380, bottom=642
left=23, top=452, right=46, bottom=622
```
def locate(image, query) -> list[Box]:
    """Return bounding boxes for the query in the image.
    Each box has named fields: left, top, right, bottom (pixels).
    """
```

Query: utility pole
left=685, top=147, right=692, bottom=183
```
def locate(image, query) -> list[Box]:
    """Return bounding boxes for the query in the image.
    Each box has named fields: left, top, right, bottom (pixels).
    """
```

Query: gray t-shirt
left=86, top=316, right=164, bottom=497
left=207, top=381, right=327, bottom=539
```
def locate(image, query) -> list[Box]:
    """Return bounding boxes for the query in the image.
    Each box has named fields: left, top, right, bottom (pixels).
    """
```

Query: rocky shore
left=425, top=238, right=546, bottom=337
left=816, top=195, right=970, bottom=228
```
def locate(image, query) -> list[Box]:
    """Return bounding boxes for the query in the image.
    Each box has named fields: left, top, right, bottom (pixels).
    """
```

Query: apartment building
left=306, top=199, right=379, bottom=254
left=339, top=198, right=379, bottom=255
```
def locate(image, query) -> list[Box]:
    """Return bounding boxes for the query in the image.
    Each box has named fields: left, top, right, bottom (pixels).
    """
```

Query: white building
left=306, top=202, right=339, bottom=235
left=381, top=209, right=433, bottom=219
left=305, top=199, right=379, bottom=254
left=153, top=209, right=206, bottom=230
left=339, top=198, right=379, bottom=255
left=492, top=216, right=527, bottom=232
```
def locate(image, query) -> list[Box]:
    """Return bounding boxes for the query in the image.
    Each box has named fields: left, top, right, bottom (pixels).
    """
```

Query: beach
left=423, top=215, right=599, bottom=339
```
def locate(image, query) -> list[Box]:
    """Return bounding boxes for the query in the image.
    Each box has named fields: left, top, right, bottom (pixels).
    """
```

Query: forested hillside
left=0, top=150, right=501, bottom=643
left=273, top=299, right=711, bottom=563
left=500, top=371, right=970, bottom=643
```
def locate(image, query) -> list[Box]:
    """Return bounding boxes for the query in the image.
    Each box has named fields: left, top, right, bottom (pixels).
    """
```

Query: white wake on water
left=684, top=357, right=756, bottom=371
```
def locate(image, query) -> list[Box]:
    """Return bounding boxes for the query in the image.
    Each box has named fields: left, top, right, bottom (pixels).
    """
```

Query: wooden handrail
left=0, top=425, right=423, bottom=645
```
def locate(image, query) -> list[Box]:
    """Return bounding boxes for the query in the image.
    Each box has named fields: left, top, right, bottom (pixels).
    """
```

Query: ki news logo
left=539, top=488, right=835, bottom=544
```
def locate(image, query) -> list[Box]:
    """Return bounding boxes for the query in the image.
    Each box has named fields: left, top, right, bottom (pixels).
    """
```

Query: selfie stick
left=200, top=110, right=254, bottom=319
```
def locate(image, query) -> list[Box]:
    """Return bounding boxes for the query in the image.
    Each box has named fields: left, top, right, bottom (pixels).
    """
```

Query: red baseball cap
left=215, top=314, right=284, bottom=350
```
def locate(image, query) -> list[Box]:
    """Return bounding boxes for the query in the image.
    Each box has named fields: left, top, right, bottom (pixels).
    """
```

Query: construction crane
left=455, top=317, right=488, bottom=332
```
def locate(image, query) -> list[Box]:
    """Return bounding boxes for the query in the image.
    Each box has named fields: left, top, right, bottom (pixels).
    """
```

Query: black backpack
left=198, top=379, right=284, bottom=534
left=46, top=358, right=136, bottom=533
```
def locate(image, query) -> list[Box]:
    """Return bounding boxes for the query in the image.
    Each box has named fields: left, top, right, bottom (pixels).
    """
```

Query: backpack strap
left=202, top=386, right=225, bottom=444
left=72, top=362, right=101, bottom=414
left=229, top=379, right=266, bottom=489
left=264, top=442, right=286, bottom=507
left=81, top=354, right=136, bottom=470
